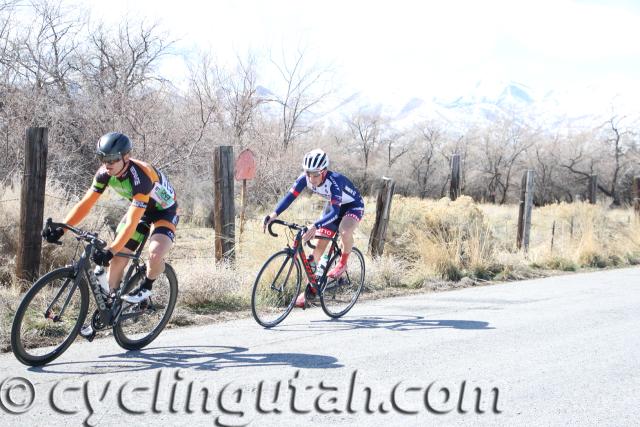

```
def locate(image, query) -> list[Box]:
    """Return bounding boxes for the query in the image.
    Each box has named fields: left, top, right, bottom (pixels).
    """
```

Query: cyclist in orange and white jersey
left=42, top=132, right=178, bottom=304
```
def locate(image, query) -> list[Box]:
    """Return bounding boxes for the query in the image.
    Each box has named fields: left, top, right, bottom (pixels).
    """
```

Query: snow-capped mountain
left=257, top=80, right=639, bottom=134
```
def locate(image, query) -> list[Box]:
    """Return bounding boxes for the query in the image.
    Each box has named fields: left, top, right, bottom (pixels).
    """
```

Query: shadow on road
left=278, top=315, right=494, bottom=332
left=28, top=345, right=342, bottom=375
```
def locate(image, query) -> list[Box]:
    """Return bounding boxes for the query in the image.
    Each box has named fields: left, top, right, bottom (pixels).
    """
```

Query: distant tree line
left=1, top=0, right=638, bottom=213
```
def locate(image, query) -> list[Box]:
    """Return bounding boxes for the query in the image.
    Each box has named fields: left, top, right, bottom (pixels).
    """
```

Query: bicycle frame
left=46, top=219, right=150, bottom=328
left=252, top=218, right=365, bottom=327
left=270, top=219, right=341, bottom=288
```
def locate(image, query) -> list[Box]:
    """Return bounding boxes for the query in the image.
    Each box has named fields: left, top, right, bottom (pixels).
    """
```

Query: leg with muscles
left=312, top=234, right=330, bottom=262
left=296, top=228, right=334, bottom=308
left=328, top=216, right=359, bottom=278
left=312, top=202, right=337, bottom=264
left=113, top=218, right=149, bottom=294
left=107, top=249, right=133, bottom=292
left=123, top=231, right=174, bottom=303
left=145, top=233, right=173, bottom=287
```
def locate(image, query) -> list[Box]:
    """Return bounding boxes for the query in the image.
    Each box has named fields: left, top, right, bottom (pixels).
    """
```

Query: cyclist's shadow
left=281, top=315, right=494, bottom=332
left=29, top=345, right=343, bottom=375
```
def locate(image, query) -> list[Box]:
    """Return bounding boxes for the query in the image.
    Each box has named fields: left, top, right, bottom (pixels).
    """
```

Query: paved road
left=1, top=267, right=639, bottom=426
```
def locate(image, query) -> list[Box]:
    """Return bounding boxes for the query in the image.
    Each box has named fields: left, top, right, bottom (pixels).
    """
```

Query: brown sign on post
left=235, top=149, right=256, bottom=180
left=235, top=149, right=256, bottom=238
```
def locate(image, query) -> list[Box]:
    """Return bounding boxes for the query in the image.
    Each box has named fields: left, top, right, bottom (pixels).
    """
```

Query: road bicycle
left=11, top=218, right=178, bottom=366
left=251, top=219, right=365, bottom=327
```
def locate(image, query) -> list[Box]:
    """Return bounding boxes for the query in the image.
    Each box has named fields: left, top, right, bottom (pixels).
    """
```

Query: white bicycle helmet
left=302, top=148, right=329, bottom=172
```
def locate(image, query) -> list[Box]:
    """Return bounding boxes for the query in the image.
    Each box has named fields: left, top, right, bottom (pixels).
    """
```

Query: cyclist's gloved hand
left=263, top=213, right=277, bottom=233
left=42, top=225, right=64, bottom=243
left=92, top=247, right=114, bottom=266
left=302, top=225, right=317, bottom=242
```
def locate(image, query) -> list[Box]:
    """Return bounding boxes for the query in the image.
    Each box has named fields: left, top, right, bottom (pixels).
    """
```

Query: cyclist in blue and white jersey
left=263, top=148, right=365, bottom=307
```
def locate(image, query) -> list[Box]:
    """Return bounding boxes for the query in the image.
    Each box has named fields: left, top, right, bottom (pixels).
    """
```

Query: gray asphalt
left=1, top=267, right=639, bottom=426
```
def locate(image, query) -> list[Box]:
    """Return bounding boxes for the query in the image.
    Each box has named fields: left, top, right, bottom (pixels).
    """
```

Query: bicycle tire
left=11, top=267, right=89, bottom=366
left=113, top=263, right=178, bottom=350
left=319, top=247, right=365, bottom=318
left=251, top=249, right=301, bottom=328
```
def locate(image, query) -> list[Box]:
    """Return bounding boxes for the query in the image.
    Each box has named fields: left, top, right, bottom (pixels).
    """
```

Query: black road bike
left=11, top=219, right=178, bottom=366
left=251, top=219, right=365, bottom=327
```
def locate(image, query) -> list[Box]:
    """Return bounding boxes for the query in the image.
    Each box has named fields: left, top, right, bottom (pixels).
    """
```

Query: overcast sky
left=85, top=0, right=640, bottom=113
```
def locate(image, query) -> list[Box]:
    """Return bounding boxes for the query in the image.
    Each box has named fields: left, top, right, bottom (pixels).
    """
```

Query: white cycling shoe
left=122, top=288, right=152, bottom=304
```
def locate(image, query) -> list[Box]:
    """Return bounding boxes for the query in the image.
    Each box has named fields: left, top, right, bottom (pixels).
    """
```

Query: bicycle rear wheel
left=11, top=267, right=89, bottom=366
left=251, top=249, right=301, bottom=327
left=320, top=247, right=365, bottom=318
left=113, top=264, right=178, bottom=350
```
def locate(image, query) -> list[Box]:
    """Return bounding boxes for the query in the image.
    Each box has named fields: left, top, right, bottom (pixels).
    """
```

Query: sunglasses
left=98, top=156, right=121, bottom=165
left=305, top=171, right=323, bottom=178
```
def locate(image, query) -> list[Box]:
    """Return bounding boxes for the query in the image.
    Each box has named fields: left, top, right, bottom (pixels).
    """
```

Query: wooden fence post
left=239, top=179, right=247, bottom=236
left=516, top=173, right=526, bottom=248
left=516, top=170, right=535, bottom=252
left=213, top=146, right=235, bottom=262
left=588, top=175, right=597, bottom=204
left=634, top=176, right=640, bottom=218
left=368, top=177, right=395, bottom=257
left=16, top=127, right=48, bottom=282
left=449, top=154, right=461, bottom=201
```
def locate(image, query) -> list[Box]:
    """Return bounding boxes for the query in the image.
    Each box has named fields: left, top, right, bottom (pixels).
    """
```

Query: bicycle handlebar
left=267, top=219, right=304, bottom=237
left=267, top=219, right=316, bottom=249
left=44, top=218, right=107, bottom=249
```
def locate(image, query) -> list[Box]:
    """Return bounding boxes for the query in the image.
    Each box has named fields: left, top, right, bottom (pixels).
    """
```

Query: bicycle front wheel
left=113, top=264, right=178, bottom=350
left=251, top=249, right=301, bottom=328
left=320, top=247, right=365, bottom=318
left=11, top=267, right=89, bottom=366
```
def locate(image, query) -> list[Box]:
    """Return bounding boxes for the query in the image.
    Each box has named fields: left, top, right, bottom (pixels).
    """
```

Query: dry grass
left=0, top=283, right=22, bottom=351
left=2, top=180, right=640, bottom=352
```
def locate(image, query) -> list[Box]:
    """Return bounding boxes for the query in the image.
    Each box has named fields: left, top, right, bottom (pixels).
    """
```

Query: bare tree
left=383, top=129, right=408, bottom=169
left=533, top=141, right=558, bottom=204
left=268, top=48, right=332, bottom=149
left=83, top=20, right=173, bottom=103
left=478, top=118, right=535, bottom=204
left=0, top=0, right=19, bottom=77
left=345, top=109, right=384, bottom=188
left=410, top=122, right=442, bottom=198
left=4, top=0, right=85, bottom=112
left=150, top=53, right=219, bottom=170
left=562, top=116, right=632, bottom=206
left=216, top=52, right=265, bottom=148
left=603, top=116, right=629, bottom=205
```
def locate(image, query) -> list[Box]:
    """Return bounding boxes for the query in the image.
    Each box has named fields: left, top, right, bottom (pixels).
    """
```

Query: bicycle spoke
left=117, top=276, right=170, bottom=338
left=252, top=250, right=301, bottom=327
left=56, top=279, right=80, bottom=320
left=320, top=248, right=365, bottom=318
left=12, top=268, right=88, bottom=366
left=112, top=264, right=178, bottom=350
left=44, top=277, right=72, bottom=316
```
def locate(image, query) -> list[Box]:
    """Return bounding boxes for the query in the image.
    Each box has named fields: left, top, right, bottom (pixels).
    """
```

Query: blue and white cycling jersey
left=274, top=171, right=364, bottom=228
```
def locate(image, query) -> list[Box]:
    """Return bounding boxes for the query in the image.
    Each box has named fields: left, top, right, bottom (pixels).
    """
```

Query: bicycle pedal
left=303, top=297, right=317, bottom=310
